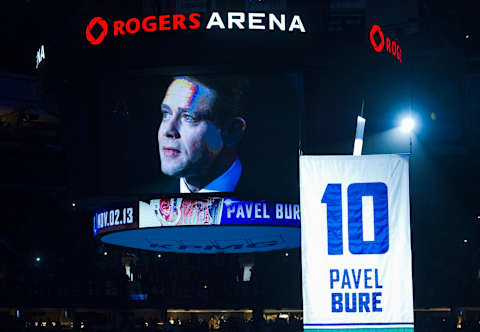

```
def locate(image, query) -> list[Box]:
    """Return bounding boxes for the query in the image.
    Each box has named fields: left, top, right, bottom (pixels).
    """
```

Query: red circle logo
left=369, top=25, right=384, bottom=53
left=86, top=17, right=108, bottom=45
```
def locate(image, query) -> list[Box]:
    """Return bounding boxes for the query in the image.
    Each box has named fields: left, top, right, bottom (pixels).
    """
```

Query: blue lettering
left=341, top=269, right=352, bottom=289
left=364, top=269, right=373, bottom=289
left=373, top=292, right=382, bottom=312
left=332, top=293, right=343, bottom=312
left=347, top=183, right=389, bottom=254
left=330, top=291, right=381, bottom=313
left=375, top=269, right=383, bottom=288
left=330, top=269, right=339, bottom=289
left=345, top=293, right=357, bottom=312
left=322, top=184, right=343, bottom=255
left=352, top=269, right=361, bottom=288
left=359, top=293, right=370, bottom=312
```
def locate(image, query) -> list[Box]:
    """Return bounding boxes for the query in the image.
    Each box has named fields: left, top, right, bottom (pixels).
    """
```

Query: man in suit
left=158, top=75, right=247, bottom=193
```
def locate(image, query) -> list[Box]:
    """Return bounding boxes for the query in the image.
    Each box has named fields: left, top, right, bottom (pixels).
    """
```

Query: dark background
left=0, top=0, right=479, bottom=328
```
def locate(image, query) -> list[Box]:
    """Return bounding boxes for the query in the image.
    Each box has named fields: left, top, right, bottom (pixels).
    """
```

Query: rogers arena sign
left=85, top=12, right=306, bottom=45
left=369, top=25, right=402, bottom=63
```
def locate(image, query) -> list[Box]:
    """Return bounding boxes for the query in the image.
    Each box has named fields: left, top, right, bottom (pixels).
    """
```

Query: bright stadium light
left=400, top=117, right=415, bottom=133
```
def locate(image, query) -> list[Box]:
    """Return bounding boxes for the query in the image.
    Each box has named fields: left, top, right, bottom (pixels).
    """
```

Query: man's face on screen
left=158, top=78, right=224, bottom=177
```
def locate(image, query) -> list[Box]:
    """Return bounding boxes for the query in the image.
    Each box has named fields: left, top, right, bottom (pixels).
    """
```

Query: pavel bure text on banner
left=300, top=154, right=413, bottom=332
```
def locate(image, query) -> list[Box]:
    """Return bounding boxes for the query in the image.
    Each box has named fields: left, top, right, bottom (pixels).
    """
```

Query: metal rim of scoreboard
left=93, top=196, right=301, bottom=254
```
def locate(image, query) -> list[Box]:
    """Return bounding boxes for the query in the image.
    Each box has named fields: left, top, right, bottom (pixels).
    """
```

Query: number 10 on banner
left=322, top=182, right=389, bottom=255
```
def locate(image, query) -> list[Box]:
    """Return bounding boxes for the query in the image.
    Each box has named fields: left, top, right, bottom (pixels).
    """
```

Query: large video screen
left=99, top=71, right=301, bottom=202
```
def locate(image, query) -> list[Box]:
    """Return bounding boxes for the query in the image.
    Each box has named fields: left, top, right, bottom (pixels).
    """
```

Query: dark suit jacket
left=135, top=166, right=251, bottom=198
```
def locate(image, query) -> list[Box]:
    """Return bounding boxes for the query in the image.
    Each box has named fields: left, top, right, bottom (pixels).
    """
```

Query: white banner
left=300, top=155, right=413, bottom=330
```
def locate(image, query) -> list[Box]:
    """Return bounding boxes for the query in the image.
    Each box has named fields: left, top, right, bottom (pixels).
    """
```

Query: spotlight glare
left=400, top=117, right=415, bottom=133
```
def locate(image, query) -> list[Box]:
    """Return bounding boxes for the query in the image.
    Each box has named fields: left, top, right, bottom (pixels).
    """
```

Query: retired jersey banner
left=300, top=154, right=413, bottom=331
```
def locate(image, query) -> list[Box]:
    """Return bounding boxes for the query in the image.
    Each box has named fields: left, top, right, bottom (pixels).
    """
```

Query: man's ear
left=222, top=117, right=246, bottom=147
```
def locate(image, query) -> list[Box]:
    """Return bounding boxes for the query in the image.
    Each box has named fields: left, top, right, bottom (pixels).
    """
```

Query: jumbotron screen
left=99, top=71, right=301, bottom=201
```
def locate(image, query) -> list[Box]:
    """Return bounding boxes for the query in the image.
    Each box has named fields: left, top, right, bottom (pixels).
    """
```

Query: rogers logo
left=86, top=12, right=306, bottom=46
left=86, top=17, right=108, bottom=45
left=369, top=24, right=402, bottom=63
left=85, top=14, right=201, bottom=45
